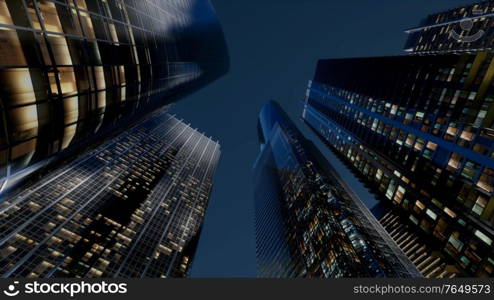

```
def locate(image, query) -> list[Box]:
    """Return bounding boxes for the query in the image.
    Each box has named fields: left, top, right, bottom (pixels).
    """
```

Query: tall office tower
left=253, top=101, right=420, bottom=278
left=404, top=1, right=493, bottom=54
left=0, top=111, right=220, bottom=278
left=0, top=0, right=228, bottom=196
left=302, top=53, right=494, bottom=277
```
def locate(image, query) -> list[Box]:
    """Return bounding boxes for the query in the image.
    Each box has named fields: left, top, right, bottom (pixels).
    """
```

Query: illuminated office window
left=461, top=161, right=480, bottom=181
left=447, top=153, right=462, bottom=171
left=477, top=168, right=494, bottom=193
left=472, top=196, right=487, bottom=217
left=475, top=230, right=493, bottom=246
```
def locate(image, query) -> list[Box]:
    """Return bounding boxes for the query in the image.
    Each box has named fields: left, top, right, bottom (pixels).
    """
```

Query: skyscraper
left=302, top=52, right=494, bottom=277
left=253, top=101, right=420, bottom=278
left=0, top=110, right=220, bottom=278
left=0, top=0, right=228, bottom=196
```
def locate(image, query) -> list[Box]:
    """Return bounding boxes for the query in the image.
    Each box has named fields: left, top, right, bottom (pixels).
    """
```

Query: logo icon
left=3, top=281, right=20, bottom=297
left=450, top=9, right=485, bottom=42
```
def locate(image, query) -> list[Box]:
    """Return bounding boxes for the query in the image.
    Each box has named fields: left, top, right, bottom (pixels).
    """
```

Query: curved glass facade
left=0, top=0, right=228, bottom=195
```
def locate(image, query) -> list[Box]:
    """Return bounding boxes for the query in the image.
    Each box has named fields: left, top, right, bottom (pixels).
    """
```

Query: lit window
left=477, top=168, right=494, bottom=193
left=460, top=160, right=479, bottom=180
left=460, top=130, right=475, bottom=141
left=447, top=153, right=462, bottom=170
left=37, top=1, right=64, bottom=33
left=472, top=196, right=488, bottom=217
left=415, top=200, right=426, bottom=211
left=426, top=141, right=437, bottom=150
left=475, top=230, right=493, bottom=246
left=58, top=68, right=77, bottom=96
left=0, top=69, right=36, bottom=106
left=426, top=209, right=437, bottom=220
left=447, top=234, right=464, bottom=252
left=46, top=35, right=73, bottom=66
left=0, top=29, right=27, bottom=66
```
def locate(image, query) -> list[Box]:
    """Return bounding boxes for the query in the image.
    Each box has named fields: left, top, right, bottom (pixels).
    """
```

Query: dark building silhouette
left=253, top=101, right=420, bottom=278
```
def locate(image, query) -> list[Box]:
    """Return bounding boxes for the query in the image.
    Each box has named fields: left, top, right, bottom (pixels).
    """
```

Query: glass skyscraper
left=0, top=110, right=220, bottom=278
left=302, top=51, right=494, bottom=276
left=253, top=101, right=420, bottom=278
left=302, top=1, right=494, bottom=278
left=0, top=0, right=228, bottom=196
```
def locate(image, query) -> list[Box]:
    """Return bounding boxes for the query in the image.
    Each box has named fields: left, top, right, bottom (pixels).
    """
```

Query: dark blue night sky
left=170, top=0, right=477, bottom=277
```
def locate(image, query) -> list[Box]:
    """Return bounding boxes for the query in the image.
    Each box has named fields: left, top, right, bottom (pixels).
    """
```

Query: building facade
left=0, top=0, right=228, bottom=196
left=253, top=101, right=420, bottom=278
left=302, top=53, right=494, bottom=277
left=0, top=111, right=220, bottom=278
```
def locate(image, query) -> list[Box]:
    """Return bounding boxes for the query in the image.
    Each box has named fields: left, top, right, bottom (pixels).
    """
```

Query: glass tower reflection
left=253, top=101, right=420, bottom=278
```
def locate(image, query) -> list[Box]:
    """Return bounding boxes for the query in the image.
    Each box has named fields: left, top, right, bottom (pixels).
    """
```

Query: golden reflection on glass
left=79, top=9, right=95, bottom=39
left=120, top=86, right=126, bottom=102
left=0, top=0, right=13, bottom=25
left=47, top=72, right=58, bottom=95
left=61, top=94, right=79, bottom=150
left=37, top=1, right=63, bottom=33
left=63, top=96, right=79, bottom=124
left=118, top=65, right=126, bottom=85
left=0, top=28, right=27, bottom=66
left=58, top=67, right=77, bottom=96
left=94, top=66, right=106, bottom=91
left=95, top=92, right=106, bottom=133
left=35, top=34, right=52, bottom=65
left=97, top=91, right=106, bottom=109
left=26, top=6, right=42, bottom=31
left=47, top=34, right=73, bottom=66
left=62, top=124, right=77, bottom=150
left=108, top=23, right=119, bottom=44
left=74, top=0, right=88, bottom=10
